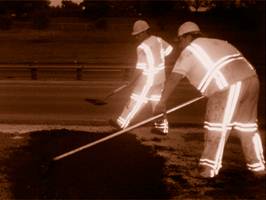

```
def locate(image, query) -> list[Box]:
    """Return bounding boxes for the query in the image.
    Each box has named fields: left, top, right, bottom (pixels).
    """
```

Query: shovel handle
left=53, top=96, right=205, bottom=161
left=103, top=84, right=128, bottom=100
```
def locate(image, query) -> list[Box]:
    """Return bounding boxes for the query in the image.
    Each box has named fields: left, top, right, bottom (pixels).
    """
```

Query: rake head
left=85, top=98, right=107, bottom=105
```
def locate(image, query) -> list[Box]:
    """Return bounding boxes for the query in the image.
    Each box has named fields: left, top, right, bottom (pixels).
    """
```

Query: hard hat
left=177, top=21, right=200, bottom=37
left=132, top=20, right=150, bottom=36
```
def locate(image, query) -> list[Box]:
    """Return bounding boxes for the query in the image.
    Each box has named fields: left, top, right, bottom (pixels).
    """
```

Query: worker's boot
left=198, top=165, right=217, bottom=179
left=151, top=118, right=169, bottom=135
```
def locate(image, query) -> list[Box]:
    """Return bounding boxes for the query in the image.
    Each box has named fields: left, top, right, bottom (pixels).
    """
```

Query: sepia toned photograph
left=0, top=0, right=265, bottom=199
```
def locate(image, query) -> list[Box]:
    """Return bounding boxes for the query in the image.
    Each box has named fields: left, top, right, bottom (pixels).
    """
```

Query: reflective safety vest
left=136, top=35, right=173, bottom=86
left=117, top=36, right=173, bottom=128
left=173, top=38, right=257, bottom=96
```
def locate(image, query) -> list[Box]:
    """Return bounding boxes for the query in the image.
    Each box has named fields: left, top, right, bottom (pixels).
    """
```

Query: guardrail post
left=76, top=66, right=82, bottom=80
left=123, top=68, right=130, bottom=81
left=30, top=66, right=37, bottom=80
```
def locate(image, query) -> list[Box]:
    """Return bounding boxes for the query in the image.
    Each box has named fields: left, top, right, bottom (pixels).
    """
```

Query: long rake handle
left=103, top=84, right=128, bottom=100
left=53, top=96, right=204, bottom=161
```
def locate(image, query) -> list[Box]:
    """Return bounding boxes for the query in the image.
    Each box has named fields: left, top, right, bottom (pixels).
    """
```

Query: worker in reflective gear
left=111, top=20, right=173, bottom=134
left=155, top=21, right=265, bottom=178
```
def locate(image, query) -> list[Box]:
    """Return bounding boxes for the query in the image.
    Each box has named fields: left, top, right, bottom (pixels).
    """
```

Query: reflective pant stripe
left=215, top=82, right=242, bottom=170
left=201, top=82, right=242, bottom=172
left=120, top=84, right=151, bottom=128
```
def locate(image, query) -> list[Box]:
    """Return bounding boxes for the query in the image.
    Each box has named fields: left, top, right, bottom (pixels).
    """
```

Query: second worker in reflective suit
left=155, top=21, right=265, bottom=178
left=110, top=20, right=173, bottom=134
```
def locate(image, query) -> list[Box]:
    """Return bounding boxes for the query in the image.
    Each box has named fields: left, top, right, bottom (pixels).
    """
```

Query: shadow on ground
left=2, top=129, right=169, bottom=199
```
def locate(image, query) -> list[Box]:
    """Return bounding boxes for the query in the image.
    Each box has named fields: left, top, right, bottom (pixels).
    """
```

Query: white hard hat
left=132, top=20, right=150, bottom=36
left=177, top=21, right=200, bottom=37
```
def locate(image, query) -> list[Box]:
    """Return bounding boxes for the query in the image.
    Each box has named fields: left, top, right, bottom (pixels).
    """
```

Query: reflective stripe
left=148, top=94, right=161, bottom=101
left=131, top=89, right=161, bottom=102
left=252, top=133, right=266, bottom=165
left=157, top=37, right=173, bottom=57
left=121, top=37, right=169, bottom=128
left=186, top=44, right=227, bottom=91
left=199, top=159, right=220, bottom=175
left=247, top=161, right=265, bottom=171
left=139, top=43, right=154, bottom=68
left=136, top=62, right=147, bottom=69
left=117, top=116, right=127, bottom=128
left=164, top=46, right=173, bottom=56
left=187, top=44, right=246, bottom=93
left=200, top=54, right=243, bottom=92
left=222, top=82, right=241, bottom=132
left=131, top=93, right=149, bottom=103
left=204, top=122, right=232, bottom=132
left=142, top=67, right=164, bottom=75
left=233, top=122, right=258, bottom=132
left=125, top=84, right=151, bottom=125
left=140, top=42, right=165, bottom=75
left=154, top=119, right=168, bottom=133
left=215, top=82, right=241, bottom=169
left=234, top=127, right=257, bottom=132
left=121, top=42, right=158, bottom=128
left=204, top=82, right=241, bottom=172
left=199, top=158, right=216, bottom=165
left=204, top=121, right=259, bottom=132
left=120, top=66, right=155, bottom=128
left=205, top=122, right=259, bottom=132
left=158, top=63, right=164, bottom=68
left=198, top=54, right=239, bottom=90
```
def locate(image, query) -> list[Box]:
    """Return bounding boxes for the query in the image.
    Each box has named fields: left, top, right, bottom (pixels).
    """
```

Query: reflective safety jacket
left=173, top=38, right=256, bottom=96
left=136, top=35, right=173, bottom=86
left=117, top=36, right=172, bottom=128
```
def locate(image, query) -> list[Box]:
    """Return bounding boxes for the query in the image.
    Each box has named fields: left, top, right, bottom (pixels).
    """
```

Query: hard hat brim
left=131, top=27, right=149, bottom=36
left=175, top=31, right=201, bottom=41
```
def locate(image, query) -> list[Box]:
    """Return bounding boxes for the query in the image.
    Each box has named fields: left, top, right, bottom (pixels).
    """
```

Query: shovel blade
left=85, top=98, right=107, bottom=105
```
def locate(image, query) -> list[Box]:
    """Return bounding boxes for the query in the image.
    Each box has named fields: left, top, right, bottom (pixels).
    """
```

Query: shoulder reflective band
left=199, top=53, right=244, bottom=93
left=186, top=43, right=232, bottom=92
left=139, top=43, right=155, bottom=68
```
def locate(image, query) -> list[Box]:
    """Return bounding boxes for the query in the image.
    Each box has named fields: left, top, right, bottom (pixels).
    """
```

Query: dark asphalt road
left=0, top=79, right=207, bottom=127
left=0, top=69, right=265, bottom=131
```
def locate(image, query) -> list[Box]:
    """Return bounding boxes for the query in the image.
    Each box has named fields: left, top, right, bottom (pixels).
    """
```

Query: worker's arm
left=124, top=46, right=145, bottom=87
left=155, top=72, right=184, bottom=114
left=125, top=68, right=142, bottom=88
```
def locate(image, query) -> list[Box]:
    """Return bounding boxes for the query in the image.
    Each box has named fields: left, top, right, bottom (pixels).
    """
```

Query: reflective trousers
left=200, top=75, right=265, bottom=175
left=117, top=76, right=164, bottom=129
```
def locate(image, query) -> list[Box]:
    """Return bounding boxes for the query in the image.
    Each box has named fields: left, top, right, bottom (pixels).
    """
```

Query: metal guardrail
left=0, top=63, right=133, bottom=81
left=1, top=63, right=264, bottom=82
